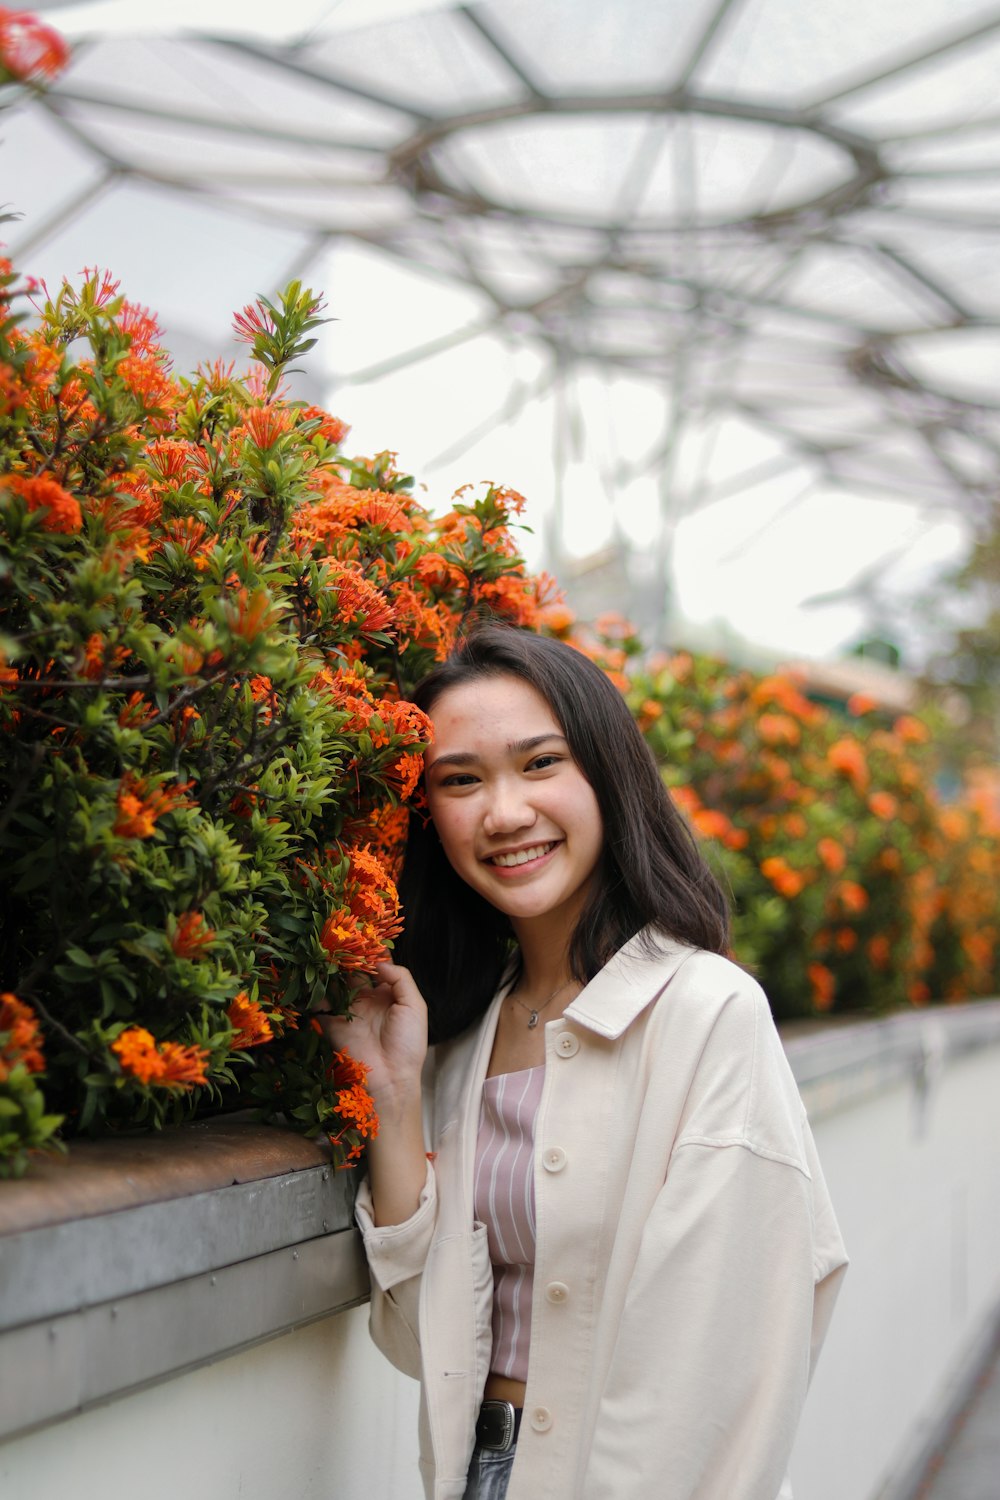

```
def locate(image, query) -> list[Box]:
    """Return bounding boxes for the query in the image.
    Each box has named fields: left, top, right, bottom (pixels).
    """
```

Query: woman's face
left=423, top=673, right=604, bottom=942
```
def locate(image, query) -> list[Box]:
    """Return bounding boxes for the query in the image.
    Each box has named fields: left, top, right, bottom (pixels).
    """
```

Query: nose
left=482, top=777, right=536, bottom=838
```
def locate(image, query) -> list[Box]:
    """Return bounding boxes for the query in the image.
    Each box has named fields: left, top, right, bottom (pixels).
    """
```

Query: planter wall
left=2, top=1006, right=1000, bottom=1500
left=786, top=1001, right=1000, bottom=1500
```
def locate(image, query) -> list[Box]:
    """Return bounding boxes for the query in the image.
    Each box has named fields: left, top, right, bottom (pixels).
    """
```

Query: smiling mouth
left=487, top=841, right=558, bottom=868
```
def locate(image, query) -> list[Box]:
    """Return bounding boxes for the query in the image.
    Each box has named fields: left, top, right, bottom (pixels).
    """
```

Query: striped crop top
left=473, top=1065, right=545, bottom=1384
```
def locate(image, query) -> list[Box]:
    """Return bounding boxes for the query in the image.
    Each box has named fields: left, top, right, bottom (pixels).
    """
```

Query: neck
left=511, top=916, right=575, bottom=999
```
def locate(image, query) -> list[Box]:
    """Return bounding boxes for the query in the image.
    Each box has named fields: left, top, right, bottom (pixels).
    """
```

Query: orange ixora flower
left=0, top=6, right=69, bottom=82
left=320, top=845, right=404, bottom=972
left=326, top=1048, right=379, bottom=1164
left=760, top=856, right=807, bottom=900
left=327, top=564, right=396, bottom=635
left=635, top=697, right=663, bottom=733
left=691, top=807, right=733, bottom=843
left=894, top=715, right=930, bottom=745
left=868, top=791, right=899, bottom=821
left=113, top=772, right=192, bottom=839
left=297, top=406, right=350, bottom=446
left=111, top=1027, right=163, bottom=1084
left=142, top=436, right=203, bottom=486
left=334, top=1082, right=379, bottom=1133
left=112, top=1027, right=208, bottom=1088
left=327, top=1047, right=370, bottom=1092
left=342, top=802, right=411, bottom=876
left=757, top=713, right=801, bottom=748
left=807, top=963, right=836, bottom=1012
left=232, top=297, right=277, bottom=345
left=817, top=837, right=847, bottom=875
left=0, top=993, right=45, bottom=1077
left=867, top=934, right=892, bottom=969
left=833, top=880, right=869, bottom=915
left=827, top=737, right=869, bottom=793
left=319, top=909, right=390, bottom=972
left=170, top=911, right=215, bottom=959
left=157, top=1041, right=210, bottom=1086
left=243, top=403, right=293, bottom=450
left=538, top=600, right=576, bottom=636
left=226, top=992, right=274, bottom=1049
left=3, top=472, right=82, bottom=533
left=162, top=516, right=210, bottom=563
left=117, top=349, right=178, bottom=415
left=223, top=586, right=280, bottom=643
left=80, top=631, right=128, bottom=681
left=751, top=673, right=817, bottom=721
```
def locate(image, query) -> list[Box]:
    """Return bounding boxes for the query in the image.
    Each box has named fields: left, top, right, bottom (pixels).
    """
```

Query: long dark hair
left=396, top=624, right=730, bottom=1042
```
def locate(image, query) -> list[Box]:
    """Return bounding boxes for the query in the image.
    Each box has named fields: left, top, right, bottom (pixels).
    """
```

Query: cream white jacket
left=355, top=934, right=848, bottom=1500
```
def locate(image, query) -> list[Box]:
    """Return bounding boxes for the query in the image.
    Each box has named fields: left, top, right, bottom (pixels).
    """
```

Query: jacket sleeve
left=584, top=1136, right=845, bottom=1500
left=582, top=983, right=848, bottom=1500
left=354, top=1157, right=437, bottom=1381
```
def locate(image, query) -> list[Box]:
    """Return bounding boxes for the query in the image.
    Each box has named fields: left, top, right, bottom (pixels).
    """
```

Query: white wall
left=789, top=1038, right=1000, bottom=1500
left=3, top=1012, right=999, bottom=1500
left=0, top=1307, right=423, bottom=1500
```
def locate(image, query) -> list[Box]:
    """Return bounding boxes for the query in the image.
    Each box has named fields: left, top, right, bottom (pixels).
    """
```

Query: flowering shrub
left=0, top=5, right=67, bottom=87
left=0, top=262, right=556, bottom=1175
left=627, top=648, right=1000, bottom=1018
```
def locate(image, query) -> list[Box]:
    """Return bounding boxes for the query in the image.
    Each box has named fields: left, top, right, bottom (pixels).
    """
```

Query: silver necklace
left=510, top=979, right=573, bottom=1029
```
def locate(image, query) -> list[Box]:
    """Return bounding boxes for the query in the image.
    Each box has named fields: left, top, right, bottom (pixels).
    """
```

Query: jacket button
left=546, top=1281, right=569, bottom=1304
left=530, top=1406, right=553, bottom=1432
left=555, top=1031, right=579, bottom=1058
left=543, top=1147, right=567, bottom=1172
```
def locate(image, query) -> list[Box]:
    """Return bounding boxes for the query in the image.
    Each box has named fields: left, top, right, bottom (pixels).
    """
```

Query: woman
left=321, top=625, right=847, bottom=1500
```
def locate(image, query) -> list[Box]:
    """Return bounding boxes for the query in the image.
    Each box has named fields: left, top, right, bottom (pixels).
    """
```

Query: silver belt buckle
left=477, top=1399, right=516, bottom=1452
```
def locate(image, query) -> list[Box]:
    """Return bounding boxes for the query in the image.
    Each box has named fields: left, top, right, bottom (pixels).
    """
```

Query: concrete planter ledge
left=0, top=1118, right=364, bottom=1442
left=781, top=998, right=1000, bottom=1122
left=1, top=1000, right=999, bottom=1481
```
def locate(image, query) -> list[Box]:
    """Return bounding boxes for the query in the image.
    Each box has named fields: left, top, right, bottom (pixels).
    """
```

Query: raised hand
left=318, top=960, right=428, bottom=1113
left=317, top=962, right=430, bottom=1227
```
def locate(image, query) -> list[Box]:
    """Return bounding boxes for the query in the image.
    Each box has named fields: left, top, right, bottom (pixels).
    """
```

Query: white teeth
left=491, top=843, right=554, bottom=868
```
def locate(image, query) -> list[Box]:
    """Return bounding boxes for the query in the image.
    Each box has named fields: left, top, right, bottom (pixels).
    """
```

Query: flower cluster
left=0, top=260, right=556, bottom=1174
left=0, top=5, right=68, bottom=86
left=319, top=845, right=404, bottom=973
left=326, top=1048, right=379, bottom=1165
left=0, top=993, right=58, bottom=1176
left=112, top=1028, right=209, bottom=1088
left=627, top=648, right=1000, bottom=1018
left=0, top=992, right=44, bottom=1077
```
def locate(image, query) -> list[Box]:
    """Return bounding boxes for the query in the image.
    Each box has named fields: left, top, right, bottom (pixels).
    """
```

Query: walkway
left=919, top=1337, right=1000, bottom=1500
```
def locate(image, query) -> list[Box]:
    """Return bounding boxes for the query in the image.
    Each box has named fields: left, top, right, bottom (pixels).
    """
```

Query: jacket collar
left=563, top=929, right=696, bottom=1041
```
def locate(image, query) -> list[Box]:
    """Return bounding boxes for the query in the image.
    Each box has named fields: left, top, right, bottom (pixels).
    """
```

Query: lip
left=482, top=840, right=561, bottom=875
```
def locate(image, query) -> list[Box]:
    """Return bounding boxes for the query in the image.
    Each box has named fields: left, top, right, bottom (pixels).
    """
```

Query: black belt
left=475, top=1399, right=522, bottom=1453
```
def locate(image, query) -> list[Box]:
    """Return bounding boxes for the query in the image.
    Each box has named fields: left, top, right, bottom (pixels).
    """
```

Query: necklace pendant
left=527, top=1010, right=539, bottom=1029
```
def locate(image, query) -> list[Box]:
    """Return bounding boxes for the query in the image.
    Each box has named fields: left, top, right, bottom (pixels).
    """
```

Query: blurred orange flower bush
left=625, top=648, right=1000, bottom=1019
left=0, top=5, right=68, bottom=87
left=0, top=260, right=553, bottom=1175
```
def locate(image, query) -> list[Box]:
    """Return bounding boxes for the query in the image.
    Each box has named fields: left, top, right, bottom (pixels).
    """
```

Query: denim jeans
left=461, top=1444, right=516, bottom=1500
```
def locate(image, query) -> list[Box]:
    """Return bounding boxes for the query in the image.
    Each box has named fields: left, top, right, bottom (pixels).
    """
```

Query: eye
left=439, top=771, right=479, bottom=788
left=526, top=753, right=562, bottom=772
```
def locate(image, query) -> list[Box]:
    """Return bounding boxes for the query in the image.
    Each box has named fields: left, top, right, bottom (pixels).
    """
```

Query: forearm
left=365, top=1082, right=428, bottom=1227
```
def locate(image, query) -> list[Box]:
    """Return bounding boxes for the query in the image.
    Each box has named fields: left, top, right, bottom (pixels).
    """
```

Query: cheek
left=428, top=801, right=475, bottom=864
left=565, top=781, right=604, bottom=846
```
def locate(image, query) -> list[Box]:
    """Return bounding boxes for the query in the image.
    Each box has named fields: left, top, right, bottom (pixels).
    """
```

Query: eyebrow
left=427, top=733, right=568, bottom=771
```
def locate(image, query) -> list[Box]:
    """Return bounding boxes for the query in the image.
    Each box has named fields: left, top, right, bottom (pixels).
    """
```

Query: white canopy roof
left=7, top=0, right=999, bottom=657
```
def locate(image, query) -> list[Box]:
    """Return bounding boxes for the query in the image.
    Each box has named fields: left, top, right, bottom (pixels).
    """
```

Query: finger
left=374, top=959, right=415, bottom=978
left=373, top=961, right=423, bottom=999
